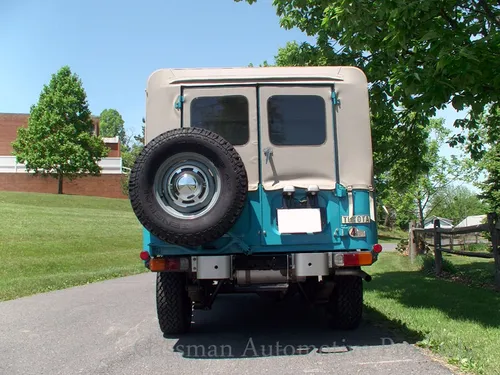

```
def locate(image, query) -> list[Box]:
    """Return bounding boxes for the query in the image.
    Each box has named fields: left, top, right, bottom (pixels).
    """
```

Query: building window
left=190, top=95, right=249, bottom=146
left=267, top=95, right=326, bottom=146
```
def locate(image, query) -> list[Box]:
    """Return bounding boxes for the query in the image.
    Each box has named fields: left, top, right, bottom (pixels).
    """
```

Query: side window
left=190, top=95, right=249, bottom=146
left=267, top=95, right=326, bottom=146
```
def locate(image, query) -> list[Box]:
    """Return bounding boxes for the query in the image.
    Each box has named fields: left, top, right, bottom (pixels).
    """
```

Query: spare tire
left=129, top=127, right=248, bottom=247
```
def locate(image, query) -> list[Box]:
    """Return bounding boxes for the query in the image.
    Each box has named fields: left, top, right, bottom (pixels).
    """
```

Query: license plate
left=341, top=215, right=371, bottom=224
left=277, top=208, right=322, bottom=234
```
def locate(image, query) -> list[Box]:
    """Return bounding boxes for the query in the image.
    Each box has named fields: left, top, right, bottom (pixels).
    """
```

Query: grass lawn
left=440, top=253, right=498, bottom=289
left=0, top=191, right=146, bottom=301
left=377, top=225, right=407, bottom=243
left=364, top=252, right=500, bottom=375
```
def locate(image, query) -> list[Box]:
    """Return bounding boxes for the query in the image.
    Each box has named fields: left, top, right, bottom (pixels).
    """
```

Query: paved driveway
left=380, top=242, right=397, bottom=252
left=0, top=273, right=454, bottom=375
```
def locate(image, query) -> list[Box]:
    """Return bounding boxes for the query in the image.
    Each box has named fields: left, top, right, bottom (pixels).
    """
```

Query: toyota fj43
left=129, top=66, right=382, bottom=335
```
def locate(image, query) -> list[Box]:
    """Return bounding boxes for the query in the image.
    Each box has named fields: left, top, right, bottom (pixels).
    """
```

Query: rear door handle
left=263, top=147, right=273, bottom=164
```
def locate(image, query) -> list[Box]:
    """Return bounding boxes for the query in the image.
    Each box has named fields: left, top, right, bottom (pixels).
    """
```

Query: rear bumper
left=142, top=249, right=381, bottom=282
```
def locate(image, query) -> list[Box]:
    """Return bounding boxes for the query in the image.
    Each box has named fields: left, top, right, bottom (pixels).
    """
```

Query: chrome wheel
left=154, top=152, right=221, bottom=219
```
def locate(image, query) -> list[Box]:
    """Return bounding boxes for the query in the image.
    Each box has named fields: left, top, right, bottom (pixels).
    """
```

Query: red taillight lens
left=343, top=252, right=373, bottom=266
left=334, top=252, right=373, bottom=267
left=140, top=251, right=150, bottom=261
left=164, top=258, right=181, bottom=270
left=372, top=244, right=383, bottom=253
left=149, top=257, right=190, bottom=272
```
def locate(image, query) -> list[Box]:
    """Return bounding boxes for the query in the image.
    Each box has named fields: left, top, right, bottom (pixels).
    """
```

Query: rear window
left=190, top=95, right=249, bottom=146
left=267, top=95, right=326, bottom=146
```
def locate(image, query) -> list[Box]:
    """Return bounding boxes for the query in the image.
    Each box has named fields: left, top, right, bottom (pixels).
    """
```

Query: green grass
left=378, top=225, right=407, bottom=243
left=464, top=243, right=492, bottom=253
left=441, top=253, right=497, bottom=289
left=0, top=191, right=146, bottom=301
left=364, top=252, right=500, bottom=375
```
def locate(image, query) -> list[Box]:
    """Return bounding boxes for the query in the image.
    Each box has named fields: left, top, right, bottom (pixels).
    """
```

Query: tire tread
left=156, top=272, right=192, bottom=335
left=329, top=275, right=363, bottom=330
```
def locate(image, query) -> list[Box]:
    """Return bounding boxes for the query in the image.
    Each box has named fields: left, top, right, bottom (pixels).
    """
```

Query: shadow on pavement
left=170, top=293, right=422, bottom=359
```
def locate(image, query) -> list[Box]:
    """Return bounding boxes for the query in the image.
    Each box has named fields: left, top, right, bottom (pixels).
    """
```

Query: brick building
left=0, top=113, right=128, bottom=199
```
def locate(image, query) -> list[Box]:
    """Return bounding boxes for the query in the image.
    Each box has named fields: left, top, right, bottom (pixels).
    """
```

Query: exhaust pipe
left=334, top=268, right=372, bottom=282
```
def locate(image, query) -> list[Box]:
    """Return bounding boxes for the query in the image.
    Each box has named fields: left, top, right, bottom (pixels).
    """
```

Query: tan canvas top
left=144, top=66, right=374, bottom=191
left=148, top=66, right=345, bottom=84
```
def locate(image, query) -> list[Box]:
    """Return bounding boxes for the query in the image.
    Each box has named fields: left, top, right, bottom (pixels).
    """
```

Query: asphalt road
left=380, top=242, right=397, bottom=252
left=0, top=273, right=455, bottom=375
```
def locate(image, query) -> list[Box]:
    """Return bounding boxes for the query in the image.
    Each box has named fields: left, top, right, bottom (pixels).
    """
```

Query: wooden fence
left=409, top=213, right=500, bottom=289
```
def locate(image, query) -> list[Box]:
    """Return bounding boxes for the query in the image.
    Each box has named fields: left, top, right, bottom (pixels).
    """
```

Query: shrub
left=120, top=174, right=130, bottom=197
left=396, top=239, right=409, bottom=254
left=416, top=253, right=458, bottom=275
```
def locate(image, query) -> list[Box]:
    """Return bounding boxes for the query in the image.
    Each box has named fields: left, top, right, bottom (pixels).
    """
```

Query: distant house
left=423, top=216, right=453, bottom=229
left=455, top=214, right=486, bottom=228
left=0, top=112, right=126, bottom=199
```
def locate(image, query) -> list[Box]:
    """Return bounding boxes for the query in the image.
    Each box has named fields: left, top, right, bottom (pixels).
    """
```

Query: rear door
left=258, top=85, right=340, bottom=245
left=181, top=86, right=259, bottom=191
left=258, top=85, right=337, bottom=190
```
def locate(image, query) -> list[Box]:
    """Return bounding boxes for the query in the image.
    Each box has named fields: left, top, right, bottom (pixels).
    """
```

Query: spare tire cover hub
left=154, top=152, right=220, bottom=219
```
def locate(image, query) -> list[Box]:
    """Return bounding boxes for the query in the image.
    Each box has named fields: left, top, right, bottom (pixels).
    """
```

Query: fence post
left=487, top=213, right=500, bottom=289
left=434, top=219, right=443, bottom=275
left=409, top=220, right=416, bottom=263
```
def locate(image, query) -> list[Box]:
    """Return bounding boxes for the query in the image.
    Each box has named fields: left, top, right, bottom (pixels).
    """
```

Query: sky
left=0, top=0, right=314, bottom=138
left=0, top=0, right=467, bottom=161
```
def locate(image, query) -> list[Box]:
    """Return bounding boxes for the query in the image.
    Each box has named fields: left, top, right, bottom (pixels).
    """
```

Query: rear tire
left=156, top=272, right=192, bottom=335
left=327, top=275, right=363, bottom=330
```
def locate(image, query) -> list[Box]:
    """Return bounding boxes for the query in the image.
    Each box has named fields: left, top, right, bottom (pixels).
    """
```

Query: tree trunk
left=434, top=219, right=443, bottom=276
left=58, top=173, right=63, bottom=194
left=409, top=220, right=417, bottom=262
left=487, top=213, right=500, bottom=290
left=417, top=198, right=425, bottom=228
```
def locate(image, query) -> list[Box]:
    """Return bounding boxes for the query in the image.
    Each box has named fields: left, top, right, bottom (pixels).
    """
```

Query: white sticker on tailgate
left=341, top=215, right=371, bottom=224
left=277, top=208, right=322, bottom=234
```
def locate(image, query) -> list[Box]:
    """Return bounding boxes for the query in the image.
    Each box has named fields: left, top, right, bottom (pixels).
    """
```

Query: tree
left=381, top=118, right=476, bottom=228
left=120, top=124, right=145, bottom=196
left=12, top=66, right=109, bottom=194
left=236, top=0, right=500, bottom=159
left=429, top=185, right=488, bottom=223
left=470, top=105, right=500, bottom=213
left=248, top=61, right=271, bottom=67
left=121, top=144, right=143, bottom=170
left=379, top=185, right=418, bottom=230
left=134, top=124, right=145, bottom=145
left=478, top=143, right=500, bottom=213
left=99, top=109, right=129, bottom=150
left=121, top=123, right=145, bottom=170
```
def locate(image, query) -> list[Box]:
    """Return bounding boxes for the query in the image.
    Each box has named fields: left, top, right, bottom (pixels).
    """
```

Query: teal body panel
left=143, top=185, right=378, bottom=257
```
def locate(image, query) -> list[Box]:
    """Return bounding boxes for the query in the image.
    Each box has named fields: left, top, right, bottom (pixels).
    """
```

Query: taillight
left=333, top=252, right=373, bottom=267
left=149, top=257, right=190, bottom=272
left=140, top=251, right=150, bottom=261
left=372, top=244, right=383, bottom=253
